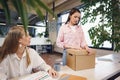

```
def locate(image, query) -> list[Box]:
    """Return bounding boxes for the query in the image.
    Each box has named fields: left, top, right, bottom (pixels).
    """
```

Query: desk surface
left=30, top=37, right=51, bottom=45
left=10, top=71, right=59, bottom=80
left=0, top=37, right=51, bottom=46
left=59, top=62, right=120, bottom=80
left=3, top=54, right=120, bottom=80
left=59, top=53, right=120, bottom=80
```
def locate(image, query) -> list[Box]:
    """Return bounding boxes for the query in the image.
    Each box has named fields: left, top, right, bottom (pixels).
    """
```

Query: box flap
left=67, top=49, right=88, bottom=56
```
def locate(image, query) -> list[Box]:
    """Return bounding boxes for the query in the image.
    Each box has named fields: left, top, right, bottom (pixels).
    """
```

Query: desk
left=30, top=37, right=51, bottom=46
left=11, top=58, right=120, bottom=80
left=10, top=71, right=58, bottom=80
left=0, top=37, right=52, bottom=53
left=59, top=53, right=120, bottom=80
left=2, top=54, right=120, bottom=80
left=0, top=37, right=51, bottom=46
left=30, top=37, right=52, bottom=53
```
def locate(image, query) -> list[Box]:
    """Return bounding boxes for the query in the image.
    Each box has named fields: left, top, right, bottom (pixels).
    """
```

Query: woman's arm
left=56, top=26, right=66, bottom=49
left=30, top=48, right=58, bottom=77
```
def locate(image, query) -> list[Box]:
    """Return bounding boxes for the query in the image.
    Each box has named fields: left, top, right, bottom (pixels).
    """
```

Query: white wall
left=0, top=38, right=4, bottom=46
left=54, top=45, right=120, bottom=57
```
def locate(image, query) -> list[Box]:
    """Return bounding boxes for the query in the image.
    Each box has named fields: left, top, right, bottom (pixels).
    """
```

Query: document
left=18, top=71, right=58, bottom=80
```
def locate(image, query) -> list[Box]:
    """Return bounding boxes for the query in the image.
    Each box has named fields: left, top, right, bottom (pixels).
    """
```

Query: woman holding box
left=56, top=8, right=94, bottom=66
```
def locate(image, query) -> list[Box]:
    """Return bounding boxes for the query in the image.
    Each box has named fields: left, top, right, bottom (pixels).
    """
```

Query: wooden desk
left=30, top=37, right=52, bottom=53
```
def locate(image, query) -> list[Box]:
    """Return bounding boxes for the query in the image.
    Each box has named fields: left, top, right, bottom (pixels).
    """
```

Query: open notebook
left=14, top=71, right=87, bottom=80
left=18, top=71, right=57, bottom=80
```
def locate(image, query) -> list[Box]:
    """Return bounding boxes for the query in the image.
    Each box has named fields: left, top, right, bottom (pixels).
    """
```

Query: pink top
left=56, top=24, right=87, bottom=49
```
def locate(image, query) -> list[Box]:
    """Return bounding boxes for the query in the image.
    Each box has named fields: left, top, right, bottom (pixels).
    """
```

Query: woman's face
left=70, top=12, right=80, bottom=25
left=19, top=33, right=31, bottom=47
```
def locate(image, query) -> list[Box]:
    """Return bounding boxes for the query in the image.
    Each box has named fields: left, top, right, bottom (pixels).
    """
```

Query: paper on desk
left=17, top=71, right=59, bottom=80
left=97, top=57, right=113, bottom=62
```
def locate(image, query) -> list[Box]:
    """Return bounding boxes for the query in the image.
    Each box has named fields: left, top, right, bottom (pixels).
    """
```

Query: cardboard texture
left=60, top=74, right=87, bottom=80
left=66, top=49, right=96, bottom=71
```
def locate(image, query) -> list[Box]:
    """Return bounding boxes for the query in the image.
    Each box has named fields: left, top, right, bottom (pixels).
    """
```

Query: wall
left=48, top=20, right=57, bottom=45
left=54, top=45, right=120, bottom=57
left=47, top=0, right=120, bottom=56
left=0, top=38, right=4, bottom=46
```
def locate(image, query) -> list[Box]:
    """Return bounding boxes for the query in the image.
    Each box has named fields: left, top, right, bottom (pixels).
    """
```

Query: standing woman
left=0, top=26, right=58, bottom=79
left=56, top=8, right=94, bottom=65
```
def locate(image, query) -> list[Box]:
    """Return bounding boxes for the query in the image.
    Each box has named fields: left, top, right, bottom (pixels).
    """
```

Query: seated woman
left=0, top=26, right=58, bottom=79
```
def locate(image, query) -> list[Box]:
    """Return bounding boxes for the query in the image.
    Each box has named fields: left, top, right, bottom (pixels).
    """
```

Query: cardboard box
left=66, top=49, right=96, bottom=71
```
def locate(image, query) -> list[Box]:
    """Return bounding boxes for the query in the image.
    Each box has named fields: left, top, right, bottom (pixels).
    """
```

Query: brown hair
left=0, top=26, right=25, bottom=61
left=0, top=26, right=31, bottom=66
left=65, top=8, right=81, bottom=24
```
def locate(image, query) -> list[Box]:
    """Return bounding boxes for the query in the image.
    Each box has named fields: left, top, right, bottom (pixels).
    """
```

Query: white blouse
left=70, top=25, right=76, bottom=32
left=0, top=47, right=51, bottom=79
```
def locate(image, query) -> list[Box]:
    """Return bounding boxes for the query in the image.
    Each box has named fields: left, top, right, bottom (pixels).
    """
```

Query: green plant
left=0, top=0, right=53, bottom=35
left=81, top=0, right=120, bottom=52
left=37, top=32, right=51, bottom=44
left=37, top=32, right=44, bottom=38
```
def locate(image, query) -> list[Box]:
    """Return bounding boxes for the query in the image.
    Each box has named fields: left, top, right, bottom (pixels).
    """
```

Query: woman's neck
left=16, top=46, right=26, bottom=59
left=68, top=22, right=77, bottom=26
left=69, top=23, right=74, bottom=26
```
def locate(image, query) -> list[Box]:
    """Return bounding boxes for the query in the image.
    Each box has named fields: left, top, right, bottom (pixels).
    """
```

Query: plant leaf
left=0, top=0, right=11, bottom=24
left=11, top=0, right=28, bottom=34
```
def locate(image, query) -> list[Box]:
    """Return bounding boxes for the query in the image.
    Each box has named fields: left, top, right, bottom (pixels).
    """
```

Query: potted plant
left=80, top=0, right=120, bottom=52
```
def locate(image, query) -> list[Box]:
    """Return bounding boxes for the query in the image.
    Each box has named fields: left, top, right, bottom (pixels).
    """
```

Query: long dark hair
left=65, top=8, right=81, bottom=24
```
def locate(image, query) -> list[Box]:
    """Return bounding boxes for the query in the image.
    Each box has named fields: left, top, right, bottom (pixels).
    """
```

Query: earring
left=19, top=44, right=22, bottom=48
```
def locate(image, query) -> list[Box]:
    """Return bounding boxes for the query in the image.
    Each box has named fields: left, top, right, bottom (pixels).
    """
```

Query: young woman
left=56, top=8, right=94, bottom=65
left=0, top=26, right=58, bottom=79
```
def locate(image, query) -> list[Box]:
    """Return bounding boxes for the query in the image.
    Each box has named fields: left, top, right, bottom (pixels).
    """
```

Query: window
left=0, top=23, right=10, bottom=37
left=57, top=4, right=113, bottom=50
left=28, top=26, right=46, bottom=38
left=79, top=12, right=112, bottom=49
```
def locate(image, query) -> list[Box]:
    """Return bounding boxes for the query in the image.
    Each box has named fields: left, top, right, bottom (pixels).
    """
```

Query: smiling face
left=69, top=12, right=81, bottom=25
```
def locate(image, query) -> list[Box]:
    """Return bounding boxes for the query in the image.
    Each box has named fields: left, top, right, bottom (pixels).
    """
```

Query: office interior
left=0, top=0, right=120, bottom=80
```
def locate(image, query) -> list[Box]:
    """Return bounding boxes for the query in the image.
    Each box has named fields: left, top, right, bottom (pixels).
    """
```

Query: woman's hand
left=86, top=47, right=95, bottom=55
left=48, top=68, right=59, bottom=78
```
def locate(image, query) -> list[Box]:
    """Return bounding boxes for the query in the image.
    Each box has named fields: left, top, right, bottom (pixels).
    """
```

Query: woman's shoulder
left=77, top=25, right=83, bottom=30
left=28, top=47, right=35, bottom=51
left=27, top=47, right=40, bottom=58
left=60, top=24, right=68, bottom=28
left=27, top=47, right=38, bottom=55
left=59, top=24, right=69, bottom=31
